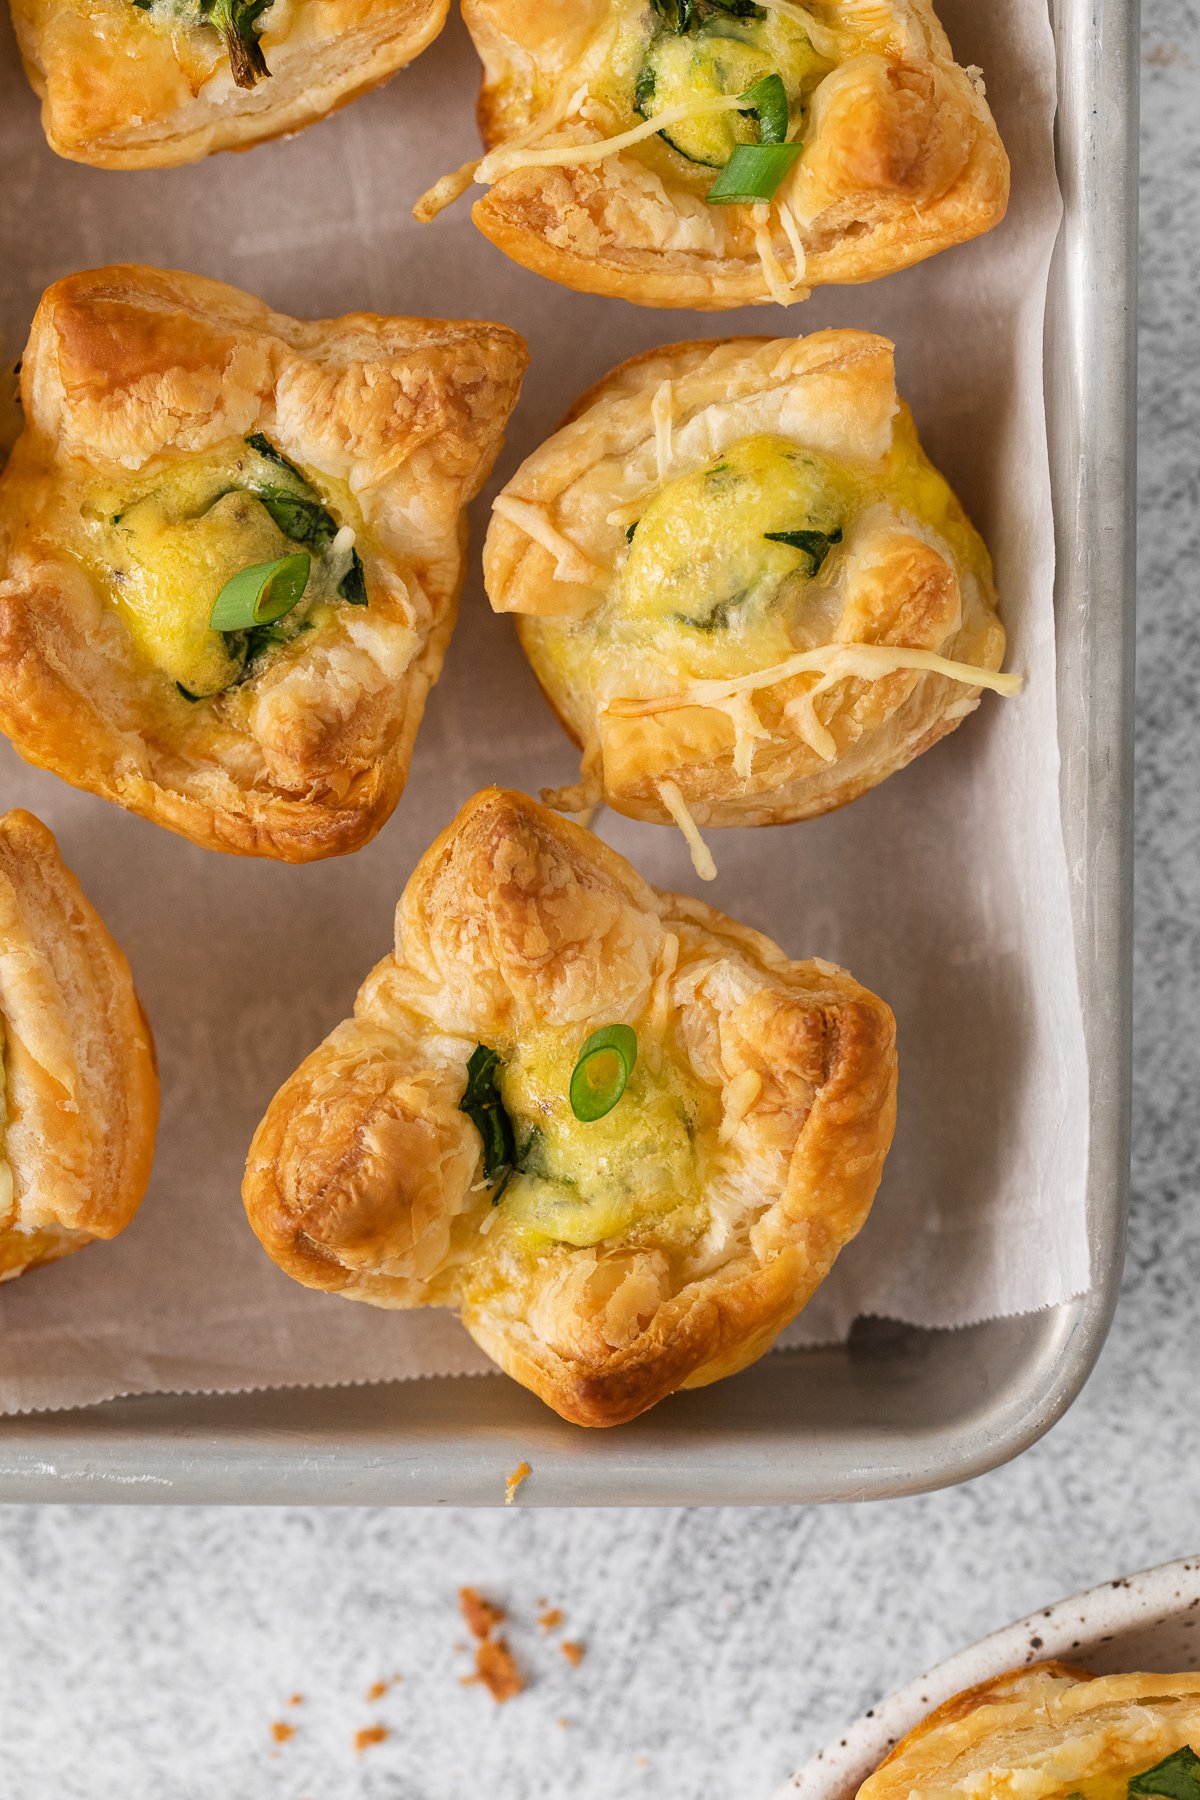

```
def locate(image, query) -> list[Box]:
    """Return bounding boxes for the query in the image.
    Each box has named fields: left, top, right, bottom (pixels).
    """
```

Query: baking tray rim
left=0, top=0, right=1137, bottom=1505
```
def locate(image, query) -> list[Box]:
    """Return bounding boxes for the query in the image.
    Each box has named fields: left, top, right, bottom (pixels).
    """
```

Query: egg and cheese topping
left=63, top=437, right=366, bottom=700
left=521, top=415, right=994, bottom=724
left=490, top=1025, right=716, bottom=1249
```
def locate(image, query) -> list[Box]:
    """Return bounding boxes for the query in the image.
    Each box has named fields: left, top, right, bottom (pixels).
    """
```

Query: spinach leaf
left=338, top=549, right=369, bottom=605
left=674, top=592, right=749, bottom=632
left=1129, top=1747, right=1200, bottom=1799
left=763, top=524, right=842, bottom=575
left=243, top=434, right=370, bottom=605
left=245, top=432, right=300, bottom=476
left=199, top=0, right=271, bottom=87
left=255, top=486, right=338, bottom=551
left=459, top=1045, right=518, bottom=1201
left=650, top=0, right=693, bottom=31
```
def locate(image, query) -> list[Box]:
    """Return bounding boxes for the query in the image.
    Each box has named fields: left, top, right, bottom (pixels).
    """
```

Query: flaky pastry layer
left=11, top=0, right=450, bottom=168
left=0, top=809, right=158, bottom=1282
left=243, top=786, right=897, bottom=1425
left=485, top=329, right=1008, bottom=828
left=859, top=1663, right=1200, bottom=1800
left=0, top=265, right=527, bottom=861
left=458, top=0, right=1008, bottom=306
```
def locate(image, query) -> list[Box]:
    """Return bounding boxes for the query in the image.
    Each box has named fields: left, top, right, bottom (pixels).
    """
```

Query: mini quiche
left=858, top=1663, right=1200, bottom=1800
left=416, top=0, right=1009, bottom=307
left=10, top=0, right=450, bottom=169
left=484, top=328, right=1017, bottom=841
left=242, top=786, right=897, bottom=1426
left=0, top=265, right=527, bottom=862
left=0, top=809, right=158, bottom=1283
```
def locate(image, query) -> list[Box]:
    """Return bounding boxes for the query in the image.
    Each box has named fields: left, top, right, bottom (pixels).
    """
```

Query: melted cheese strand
left=476, top=93, right=752, bottom=182
left=751, top=202, right=807, bottom=306
left=415, top=83, right=590, bottom=220
left=719, top=1068, right=763, bottom=1143
left=657, top=780, right=718, bottom=882
left=607, top=642, right=1024, bottom=720
left=412, top=158, right=479, bottom=224
left=776, top=196, right=810, bottom=287
left=491, top=495, right=602, bottom=585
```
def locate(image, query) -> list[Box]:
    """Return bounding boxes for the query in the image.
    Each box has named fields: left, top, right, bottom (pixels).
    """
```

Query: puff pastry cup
left=242, top=786, right=897, bottom=1426
left=0, top=809, right=158, bottom=1283
left=858, top=1663, right=1200, bottom=1800
left=485, top=328, right=1017, bottom=834
left=0, top=266, right=527, bottom=862
left=10, top=0, right=450, bottom=169
left=418, top=0, right=1008, bottom=307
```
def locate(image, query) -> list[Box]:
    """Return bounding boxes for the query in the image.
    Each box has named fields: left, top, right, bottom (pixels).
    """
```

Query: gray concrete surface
left=1, top=7, right=1197, bottom=1798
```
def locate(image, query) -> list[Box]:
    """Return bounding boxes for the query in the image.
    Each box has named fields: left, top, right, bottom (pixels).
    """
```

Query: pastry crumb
left=463, top=1635, right=524, bottom=1704
left=460, top=1586, right=506, bottom=1639
left=269, top=1721, right=295, bottom=1745
left=538, top=1607, right=564, bottom=1631
left=287, top=1693, right=304, bottom=1707
left=365, top=1680, right=389, bottom=1702
left=561, top=1640, right=586, bottom=1668
left=557, top=1716, right=571, bottom=1730
left=504, top=1459, right=532, bottom=1504
left=354, top=1725, right=389, bottom=1753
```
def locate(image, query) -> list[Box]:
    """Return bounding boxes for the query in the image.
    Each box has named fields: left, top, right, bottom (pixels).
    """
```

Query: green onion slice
left=569, top=1024, right=638, bottom=1122
left=706, top=140, right=802, bottom=205
left=739, top=72, right=789, bottom=144
left=209, top=552, right=310, bottom=633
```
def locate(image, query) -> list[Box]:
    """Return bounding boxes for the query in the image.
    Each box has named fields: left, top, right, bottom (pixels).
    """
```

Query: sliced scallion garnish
left=738, top=72, right=788, bottom=144
left=569, top=1024, right=638, bottom=1122
left=209, top=552, right=310, bottom=633
left=706, top=140, right=802, bottom=205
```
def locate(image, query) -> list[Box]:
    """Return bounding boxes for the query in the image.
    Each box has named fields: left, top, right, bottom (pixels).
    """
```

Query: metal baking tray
left=0, top=0, right=1136, bottom=1503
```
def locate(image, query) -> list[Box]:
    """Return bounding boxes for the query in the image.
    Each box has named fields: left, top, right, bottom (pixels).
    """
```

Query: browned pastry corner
left=0, top=809, right=159, bottom=1282
left=0, top=265, right=528, bottom=861
left=422, top=0, right=1008, bottom=307
left=857, top=1662, right=1200, bottom=1799
left=242, top=786, right=897, bottom=1426
left=11, top=0, right=451, bottom=169
left=485, top=329, right=1014, bottom=829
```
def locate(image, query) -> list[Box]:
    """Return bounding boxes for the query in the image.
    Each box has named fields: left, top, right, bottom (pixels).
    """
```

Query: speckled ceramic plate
left=775, top=1555, right=1200, bottom=1800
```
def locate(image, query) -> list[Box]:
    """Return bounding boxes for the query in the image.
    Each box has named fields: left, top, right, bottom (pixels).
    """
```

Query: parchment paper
left=0, top=0, right=1085, bottom=1414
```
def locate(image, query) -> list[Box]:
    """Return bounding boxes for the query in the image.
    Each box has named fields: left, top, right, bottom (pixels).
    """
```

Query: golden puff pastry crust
left=427, top=0, right=1008, bottom=308
left=243, top=786, right=897, bottom=1426
left=11, top=0, right=450, bottom=169
left=0, top=809, right=158, bottom=1282
left=859, top=1663, right=1200, bottom=1800
left=485, top=329, right=1014, bottom=830
left=0, top=265, right=527, bottom=862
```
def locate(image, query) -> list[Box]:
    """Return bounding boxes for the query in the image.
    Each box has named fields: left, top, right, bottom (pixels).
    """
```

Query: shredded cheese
left=776, top=196, right=810, bottom=288
left=414, top=82, right=589, bottom=220
left=656, top=779, right=718, bottom=882
left=608, top=641, right=1024, bottom=722
left=412, top=159, right=479, bottom=223
left=651, top=382, right=675, bottom=482
left=491, top=495, right=601, bottom=586
left=728, top=690, right=769, bottom=778
left=719, top=1069, right=763, bottom=1143
left=476, top=93, right=753, bottom=183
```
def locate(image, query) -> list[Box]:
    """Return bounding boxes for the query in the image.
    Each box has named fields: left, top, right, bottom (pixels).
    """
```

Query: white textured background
left=1, top=7, right=1197, bottom=1799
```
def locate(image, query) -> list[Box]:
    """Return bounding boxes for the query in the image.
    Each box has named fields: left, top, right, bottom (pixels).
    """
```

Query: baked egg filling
left=69, top=436, right=367, bottom=701
left=461, top=1026, right=717, bottom=1248
left=524, top=414, right=989, bottom=709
